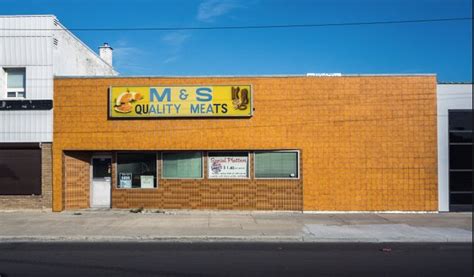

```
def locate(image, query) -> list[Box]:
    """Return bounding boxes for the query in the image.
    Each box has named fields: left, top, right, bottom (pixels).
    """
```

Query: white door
left=91, top=157, right=111, bottom=208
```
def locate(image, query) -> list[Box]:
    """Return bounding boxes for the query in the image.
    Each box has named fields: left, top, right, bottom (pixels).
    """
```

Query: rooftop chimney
left=99, top=42, right=113, bottom=66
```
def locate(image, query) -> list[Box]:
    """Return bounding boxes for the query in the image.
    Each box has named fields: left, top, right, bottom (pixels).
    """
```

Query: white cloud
left=158, top=31, right=191, bottom=64
left=161, top=32, right=190, bottom=47
left=197, top=0, right=241, bottom=22
left=112, top=40, right=149, bottom=73
left=162, top=55, right=180, bottom=64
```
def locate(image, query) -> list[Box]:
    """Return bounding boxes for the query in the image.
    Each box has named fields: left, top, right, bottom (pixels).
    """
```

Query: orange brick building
left=52, top=75, right=438, bottom=212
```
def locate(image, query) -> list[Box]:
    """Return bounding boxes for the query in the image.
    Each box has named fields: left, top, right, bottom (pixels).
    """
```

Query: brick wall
left=53, top=76, right=438, bottom=211
left=0, top=143, right=52, bottom=209
left=114, top=151, right=302, bottom=210
left=64, top=151, right=91, bottom=210
left=63, top=151, right=302, bottom=210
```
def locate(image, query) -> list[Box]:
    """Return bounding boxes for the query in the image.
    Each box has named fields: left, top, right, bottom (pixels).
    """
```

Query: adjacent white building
left=437, top=83, right=472, bottom=212
left=0, top=15, right=117, bottom=209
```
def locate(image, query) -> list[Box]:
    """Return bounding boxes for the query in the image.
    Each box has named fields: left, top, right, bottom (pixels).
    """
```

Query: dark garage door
left=0, top=144, right=41, bottom=195
left=448, top=110, right=472, bottom=212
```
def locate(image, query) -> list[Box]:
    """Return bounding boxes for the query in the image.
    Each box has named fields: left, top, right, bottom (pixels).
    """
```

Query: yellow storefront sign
left=109, top=85, right=252, bottom=118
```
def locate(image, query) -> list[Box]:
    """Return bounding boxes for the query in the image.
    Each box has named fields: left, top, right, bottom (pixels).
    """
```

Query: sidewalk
left=0, top=210, right=471, bottom=243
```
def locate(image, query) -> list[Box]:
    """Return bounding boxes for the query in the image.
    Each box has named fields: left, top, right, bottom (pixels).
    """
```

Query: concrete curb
left=0, top=236, right=303, bottom=243
left=0, top=235, right=471, bottom=243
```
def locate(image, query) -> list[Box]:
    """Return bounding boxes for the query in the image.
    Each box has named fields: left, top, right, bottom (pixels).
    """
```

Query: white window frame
left=161, top=151, right=204, bottom=180
left=207, top=151, right=250, bottom=179
left=253, top=150, right=301, bottom=180
left=4, top=67, right=26, bottom=99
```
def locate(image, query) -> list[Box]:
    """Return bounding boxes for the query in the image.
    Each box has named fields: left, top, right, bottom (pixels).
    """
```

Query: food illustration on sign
left=211, top=159, right=223, bottom=174
left=231, top=86, right=249, bottom=110
left=114, top=89, right=143, bottom=113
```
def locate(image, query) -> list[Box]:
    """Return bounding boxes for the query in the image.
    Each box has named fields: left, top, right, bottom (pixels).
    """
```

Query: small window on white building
left=5, top=68, right=26, bottom=98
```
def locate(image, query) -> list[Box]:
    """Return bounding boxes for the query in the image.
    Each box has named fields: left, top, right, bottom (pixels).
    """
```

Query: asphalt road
left=0, top=242, right=471, bottom=277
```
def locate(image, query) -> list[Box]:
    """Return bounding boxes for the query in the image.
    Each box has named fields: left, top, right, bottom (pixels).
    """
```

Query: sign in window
left=116, top=153, right=157, bottom=188
left=208, top=152, right=249, bottom=179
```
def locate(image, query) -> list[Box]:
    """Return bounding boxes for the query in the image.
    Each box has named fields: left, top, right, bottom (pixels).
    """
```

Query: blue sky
left=1, top=0, right=472, bottom=81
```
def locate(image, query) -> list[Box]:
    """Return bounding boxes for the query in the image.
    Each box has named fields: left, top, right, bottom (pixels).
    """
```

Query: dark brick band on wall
left=63, top=151, right=303, bottom=211
left=0, top=100, right=53, bottom=111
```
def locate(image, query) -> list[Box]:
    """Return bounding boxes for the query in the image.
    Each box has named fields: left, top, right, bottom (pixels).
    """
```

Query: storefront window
left=208, top=152, right=249, bottom=179
left=255, top=151, right=299, bottom=179
left=117, top=153, right=157, bottom=188
left=162, top=152, right=203, bottom=179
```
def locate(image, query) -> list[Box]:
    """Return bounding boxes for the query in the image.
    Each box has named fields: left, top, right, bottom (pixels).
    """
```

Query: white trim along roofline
left=0, top=14, right=57, bottom=17
left=54, top=73, right=437, bottom=79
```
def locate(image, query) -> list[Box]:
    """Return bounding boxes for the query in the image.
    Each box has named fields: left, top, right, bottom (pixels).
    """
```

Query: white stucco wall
left=437, top=84, right=473, bottom=211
